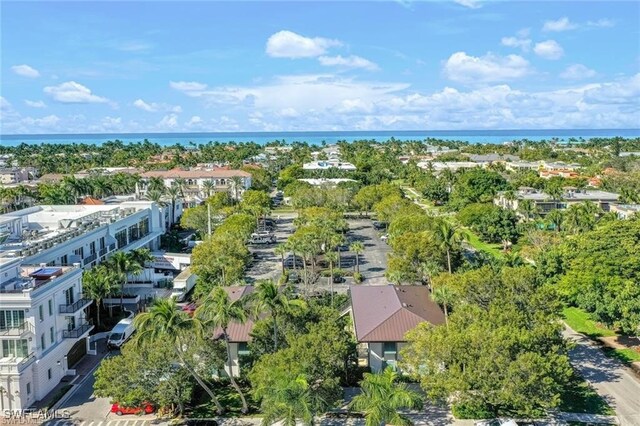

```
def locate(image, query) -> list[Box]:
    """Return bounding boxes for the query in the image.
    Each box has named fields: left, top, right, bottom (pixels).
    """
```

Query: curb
left=49, top=349, right=109, bottom=413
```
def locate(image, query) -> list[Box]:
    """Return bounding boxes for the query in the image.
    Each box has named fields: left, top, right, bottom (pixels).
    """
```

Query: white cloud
left=277, top=108, right=300, bottom=118
left=560, top=64, right=597, bottom=80
left=587, top=18, right=615, bottom=28
left=543, top=17, right=577, bottom=32
left=21, top=115, right=61, bottom=128
left=132, top=98, right=181, bottom=113
left=157, top=113, right=179, bottom=130
left=534, top=40, right=564, bottom=60
left=186, top=116, right=203, bottom=127
left=1, top=97, right=12, bottom=110
left=453, top=0, right=481, bottom=8
left=11, top=64, right=40, bottom=78
left=443, top=51, right=532, bottom=84
left=318, top=55, right=379, bottom=71
left=133, top=99, right=157, bottom=112
left=170, top=81, right=208, bottom=91
left=43, top=81, right=109, bottom=103
left=24, top=100, right=47, bottom=108
left=266, top=30, right=341, bottom=58
left=501, top=36, right=531, bottom=52
left=117, top=41, right=152, bottom=52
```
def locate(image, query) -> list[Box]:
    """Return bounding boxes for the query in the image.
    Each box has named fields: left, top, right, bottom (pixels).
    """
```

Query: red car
left=111, top=402, right=155, bottom=416
left=182, top=302, right=197, bottom=316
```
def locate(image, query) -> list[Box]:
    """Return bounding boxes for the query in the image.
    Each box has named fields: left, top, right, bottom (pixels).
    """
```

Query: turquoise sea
left=1, top=129, right=639, bottom=147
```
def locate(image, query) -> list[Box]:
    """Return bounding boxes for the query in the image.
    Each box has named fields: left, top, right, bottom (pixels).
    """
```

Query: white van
left=107, top=318, right=135, bottom=349
left=249, top=233, right=276, bottom=245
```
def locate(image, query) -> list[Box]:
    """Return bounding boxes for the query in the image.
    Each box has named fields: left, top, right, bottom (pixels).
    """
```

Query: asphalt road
left=563, top=326, right=640, bottom=426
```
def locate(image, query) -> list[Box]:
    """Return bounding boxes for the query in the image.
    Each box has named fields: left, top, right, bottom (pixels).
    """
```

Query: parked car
left=111, top=402, right=155, bottom=416
left=332, top=275, right=345, bottom=283
left=249, top=233, right=276, bottom=245
left=372, top=221, right=387, bottom=230
left=380, top=234, right=389, bottom=242
left=288, top=271, right=302, bottom=283
left=283, top=255, right=304, bottom=269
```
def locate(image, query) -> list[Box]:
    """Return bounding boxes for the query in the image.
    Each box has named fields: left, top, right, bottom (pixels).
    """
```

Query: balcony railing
left=109, top=243, right=116, bottom=252
left=83, top=253, right=97, bottom=265
left=62, top=322, right=93, bottom=339
left=17, top=352, right=36, bottom=371
left=99, top=247, right=108, bottom=256
left=59, top=298, right=93, bottom=314
left=0, top=322, right=34, bottom=337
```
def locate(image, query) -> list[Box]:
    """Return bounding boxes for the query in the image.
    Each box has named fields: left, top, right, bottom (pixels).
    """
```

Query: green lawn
left=558, top=371, right=614, bottom=415
left=562, top=307, right=616, bottom=339
left=603, top=347, right=640, bottom=363
left=463, top=228, right=505, bottom=259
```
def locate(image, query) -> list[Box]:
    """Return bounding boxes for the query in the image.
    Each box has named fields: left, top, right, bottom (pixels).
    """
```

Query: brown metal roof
left=140, top=169, right=251, bottom=179
left=213, top=286, right=255, bottom=343
left=350, top=285, right=445, bottom=342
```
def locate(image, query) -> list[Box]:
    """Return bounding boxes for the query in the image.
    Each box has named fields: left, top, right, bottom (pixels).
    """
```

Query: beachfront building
left=0, top=167, right=38, bottom=185
left=138, top=168, right=252, bottom=201
left=347, top=285, right=445, bottom=373
left=495, top=187, right=620, bottom=215
left=302, top=160, right=356, bottom=171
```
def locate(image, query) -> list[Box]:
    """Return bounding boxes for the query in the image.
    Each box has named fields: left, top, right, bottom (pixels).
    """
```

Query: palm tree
left=419, top=260, right=441, bottom=288
left=147, top=176, right=165, bottom=193
left=274, top=244, right=287, bottom=275
left=546, top=209, right=564, bottom=232
left=325, top=251, right=338, bottom=307
left=195, top=287, right=250, bottom=414
left=349, top=367, right=423, bottom=426
left=108, top=251, right=143, bottom=310
left=431, top=284, right=454, bottom=327
left=129, top=248, right=154, bottom=283
left=134, top=298, right=224, bottom=413
left=433, top=222, right=465, bottom=274
left=173, top=177, right=187, bottom=196
left=350, top=241, right=365, bottom=274
left=249, top=280, right=306, bottom=351
left=230, top=176, right=244, bottom=201
left=82, top=266, right=117, bottom=328
left=202, top=179, right=216, bottom=198
left=254, top=374, right=314, bottom=426
left=517, top=199, right=536, bottom=221
left=165, top=185, right=181, bottom=225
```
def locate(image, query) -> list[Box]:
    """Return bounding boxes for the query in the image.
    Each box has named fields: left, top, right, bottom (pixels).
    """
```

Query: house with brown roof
left=347, top=285, right=445, bottom=372
left=138, top=168, right=252, bottom=200
left=213, top=285, right=255, bottom=377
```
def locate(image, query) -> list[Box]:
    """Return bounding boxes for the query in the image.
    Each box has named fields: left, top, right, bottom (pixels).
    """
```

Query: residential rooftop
left=350, top=285, right=445, bottom=342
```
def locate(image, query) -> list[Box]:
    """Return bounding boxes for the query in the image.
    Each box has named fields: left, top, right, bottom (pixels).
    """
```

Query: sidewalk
left=31, top=337, right=110, bottom=411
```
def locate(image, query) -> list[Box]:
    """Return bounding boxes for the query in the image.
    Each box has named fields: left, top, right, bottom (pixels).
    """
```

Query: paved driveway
left=564, top=326, right=640, bottom=426
left=348, top=219, right=390, bottom=286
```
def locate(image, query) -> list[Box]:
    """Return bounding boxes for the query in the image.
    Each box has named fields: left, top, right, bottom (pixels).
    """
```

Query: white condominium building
left=0, top=200, right=168, bottom=411
left=302, top=160, right=357, bottom=171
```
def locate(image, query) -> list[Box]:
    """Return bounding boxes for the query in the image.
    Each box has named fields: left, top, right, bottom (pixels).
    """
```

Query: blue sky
left=1, top=0, right=639, bottom=134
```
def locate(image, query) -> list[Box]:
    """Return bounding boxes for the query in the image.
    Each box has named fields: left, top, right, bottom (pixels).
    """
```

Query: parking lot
left=245, top=215, right=390, bottom=290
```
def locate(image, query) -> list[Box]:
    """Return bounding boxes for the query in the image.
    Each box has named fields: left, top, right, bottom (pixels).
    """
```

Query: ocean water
left=1, top=129, right=639, bottom=147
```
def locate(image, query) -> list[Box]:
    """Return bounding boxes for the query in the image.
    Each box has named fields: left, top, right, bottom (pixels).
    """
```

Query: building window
left=60, top=255, right=68, bottom=265
left=39, top=305, right=44, bottom=322
left=26, top=383, right=31, bottom=395
left=115, top=229, right=128, bottom=249
left=0, top=310, right=25, bottom=330
left=50, top=327, right=55, bottom=344
left=99, top=237, right=106, bottom=250
left=74, top=247, right=84, bottom=258
left=48, top=299, right=53, bottom=316
left=41, top=334, right=46, bottom=351
left=238, top=342, right=250, bottom=357
left=383, top=342, right=397, bottom=357
left=138, top=218, right=149, bottom=237
left=1, top=339, right=29, bottom=358
left=89, top=241, right=96, bottom=255
left=48, top=368, right=52, bottom=380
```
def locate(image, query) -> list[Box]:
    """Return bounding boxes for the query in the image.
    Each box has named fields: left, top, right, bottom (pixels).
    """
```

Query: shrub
left=353, top=272, right=363, bottom=284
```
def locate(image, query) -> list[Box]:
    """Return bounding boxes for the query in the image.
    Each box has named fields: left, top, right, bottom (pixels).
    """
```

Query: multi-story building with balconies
left=0, top=200, right=168, bottom=410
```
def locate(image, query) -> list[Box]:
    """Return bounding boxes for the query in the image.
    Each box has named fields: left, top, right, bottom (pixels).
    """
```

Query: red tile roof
left=350, top=285, right=445, bottom=342
left=140, top=169, right=251, bottom=179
